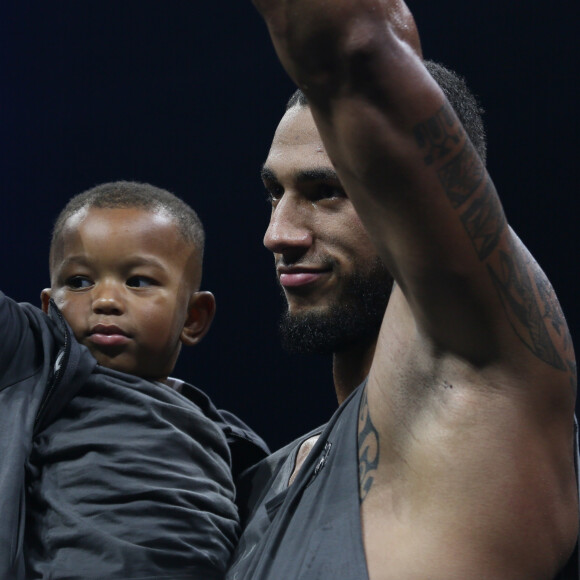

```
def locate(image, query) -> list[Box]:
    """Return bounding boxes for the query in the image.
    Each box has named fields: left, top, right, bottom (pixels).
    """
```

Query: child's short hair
left=50, top=181, right=205, bottom=271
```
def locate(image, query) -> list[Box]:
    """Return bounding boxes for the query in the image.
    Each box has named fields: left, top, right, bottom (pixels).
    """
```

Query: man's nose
left=92, top=281, right=124, bottom=315
left=263, top=193, right=313, bottom=257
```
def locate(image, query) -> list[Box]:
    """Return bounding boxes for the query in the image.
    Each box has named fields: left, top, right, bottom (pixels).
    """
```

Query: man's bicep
left=327, top=89, right=574, bottom=383
left=483, top=231, right=576, bottom=382
left=313, top=91, right=500, bottom=342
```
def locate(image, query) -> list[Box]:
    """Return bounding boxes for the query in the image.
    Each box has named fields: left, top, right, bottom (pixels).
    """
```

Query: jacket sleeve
left=0, top=291, right=57, bottom=579
left=0, top=292, right=51, bottom=391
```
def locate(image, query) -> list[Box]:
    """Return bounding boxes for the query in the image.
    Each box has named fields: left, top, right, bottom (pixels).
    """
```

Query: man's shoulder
left=236, top=424, right=326, bottom=524
left=246, top=424, right=327, bottom=479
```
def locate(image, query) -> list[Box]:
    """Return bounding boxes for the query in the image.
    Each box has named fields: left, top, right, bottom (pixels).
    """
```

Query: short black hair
left=286, top=59, right=487, bottom=165
left=50, top=181, right=205, bottom=272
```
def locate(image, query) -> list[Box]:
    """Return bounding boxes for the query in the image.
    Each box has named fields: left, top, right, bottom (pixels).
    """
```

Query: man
left=227, top=0, right=578, bottom=578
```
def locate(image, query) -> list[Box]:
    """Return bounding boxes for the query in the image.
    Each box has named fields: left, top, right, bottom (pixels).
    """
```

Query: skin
left=252, top=0, right=578, bottom=578
left=41, top=207, right=215, bottom=382
left=263, top=104, right=381, bottom=400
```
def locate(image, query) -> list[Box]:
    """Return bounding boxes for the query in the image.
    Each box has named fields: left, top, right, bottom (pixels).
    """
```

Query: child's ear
left=40, top=289, right=52, bottom=314
left=180, top=291, right=216, bottom=347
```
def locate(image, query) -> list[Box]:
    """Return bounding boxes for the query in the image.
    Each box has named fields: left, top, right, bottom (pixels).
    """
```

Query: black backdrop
left=1, top=2, right=578, bottom=451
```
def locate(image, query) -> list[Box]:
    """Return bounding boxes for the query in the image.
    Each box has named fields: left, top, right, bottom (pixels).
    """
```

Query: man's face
left=262, top=105, right=392, bottom=353
left=44, top=207, right=199, bottom=380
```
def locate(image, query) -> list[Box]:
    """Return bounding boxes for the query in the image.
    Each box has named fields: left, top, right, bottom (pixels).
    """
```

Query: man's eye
left=264, top=184, right=284, bottom=205
left=126, top=276, right=155, bottom=288
left=66, top=276, right=93, bottom=289
left=315, top=184, right=346, bottom=200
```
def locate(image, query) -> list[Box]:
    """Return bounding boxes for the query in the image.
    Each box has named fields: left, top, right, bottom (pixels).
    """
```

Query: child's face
left=43, top=206, right=203, bottom=381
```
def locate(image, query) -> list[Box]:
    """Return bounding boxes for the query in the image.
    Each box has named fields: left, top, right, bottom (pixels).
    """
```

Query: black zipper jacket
left=0, top=292, right=268, bottom=580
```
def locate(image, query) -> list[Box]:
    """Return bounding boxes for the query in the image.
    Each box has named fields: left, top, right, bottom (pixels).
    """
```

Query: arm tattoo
left=414, top=103, right=461, bottom=165
left=487, top=238, right=573, bottom=373
left=414, top=103, right=574, bottom=376
left=417, top=103, right=506, bottom=261
left=437, top=143, right=506, bottom=261
left=358, top=387, right=379, bottom=503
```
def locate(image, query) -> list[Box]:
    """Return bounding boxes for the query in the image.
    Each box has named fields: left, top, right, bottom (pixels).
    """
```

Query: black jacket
left=0, top=292, right=268, bottom=579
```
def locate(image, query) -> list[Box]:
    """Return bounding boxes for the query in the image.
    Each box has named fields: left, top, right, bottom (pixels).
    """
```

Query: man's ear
left=41, top=289, right=52, bottom=314
left=180, top=291, right=216, bottom=347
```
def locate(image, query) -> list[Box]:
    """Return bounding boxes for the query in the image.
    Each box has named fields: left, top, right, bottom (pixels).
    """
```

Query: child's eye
left=66, top=276, right=93, bottom=289
left=126, top=276, right=156, bottom=288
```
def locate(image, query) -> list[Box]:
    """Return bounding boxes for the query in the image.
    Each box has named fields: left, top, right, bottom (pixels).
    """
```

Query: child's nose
left=92, top=282, right=124, bottom=315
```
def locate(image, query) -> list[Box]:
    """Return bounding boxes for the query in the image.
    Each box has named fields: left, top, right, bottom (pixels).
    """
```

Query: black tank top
left=228, top=385, right=579, bottom=579
left=228, top=384, right=369, bottom=579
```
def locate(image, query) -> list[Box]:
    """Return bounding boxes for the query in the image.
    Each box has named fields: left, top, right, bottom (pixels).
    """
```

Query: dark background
left=1, top=2, right=578, bottom=451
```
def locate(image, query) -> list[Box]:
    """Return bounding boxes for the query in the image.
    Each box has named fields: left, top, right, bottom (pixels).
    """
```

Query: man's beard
left=279, top=258, right=393, bottom=355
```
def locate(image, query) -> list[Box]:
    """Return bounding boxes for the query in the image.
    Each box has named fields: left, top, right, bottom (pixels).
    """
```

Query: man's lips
left=88, top=324, right=130, bottom=347
left=278, top=268, right=330, bottom=288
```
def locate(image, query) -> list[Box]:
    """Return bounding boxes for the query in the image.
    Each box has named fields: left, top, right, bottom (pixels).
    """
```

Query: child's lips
left=88, top=324, right=130, bottom=346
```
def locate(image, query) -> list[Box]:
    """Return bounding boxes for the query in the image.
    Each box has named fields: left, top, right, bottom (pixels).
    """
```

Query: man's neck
left=332, top=338, right=377, bottom=404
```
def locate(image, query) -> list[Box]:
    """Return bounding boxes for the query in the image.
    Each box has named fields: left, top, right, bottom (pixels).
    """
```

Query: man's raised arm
left=253, top=0, right=575, bottom=386
left=252, top=0, right=578, bottom=576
